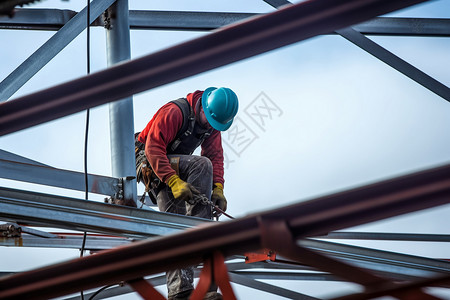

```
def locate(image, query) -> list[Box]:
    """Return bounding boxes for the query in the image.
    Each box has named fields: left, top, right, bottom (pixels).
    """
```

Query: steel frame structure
left=0, top=0, right=449, bottom=299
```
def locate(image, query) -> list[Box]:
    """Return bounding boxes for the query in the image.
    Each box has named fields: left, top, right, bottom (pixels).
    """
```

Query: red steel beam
left=0, top=163, right=449, bottom=299
left=0, top=0, right=429, bottom=136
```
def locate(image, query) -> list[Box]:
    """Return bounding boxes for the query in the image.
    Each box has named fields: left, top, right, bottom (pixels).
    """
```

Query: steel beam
left=336, top=27, right=450, bottom=102
left=353, top=17, right=450, bottom=37
left=0, top=0, right=116, bottom=102
left=5, top=230, right=446, bottom=283
left=0, top=149, right=48, bottom=166
left=0, top=0, right=429, bottom=136
left=299, top=239, right=450, bottom=280
left=229, top=272, right=318, bottom=300
left=0, top=158, right=120, bottom=196
left=0, top=161, right=448, bottom=299
left=125, top=10, right=255, bottom=31
left=0, top=187, right=208, bottom=238
left=319, top=231, right=450, bottom=242
left=106, top=0, right=137, bottom=204
left=0, top=233, right=132, bottom=250
left=3, top=8, right=450, bottom=37
left=330, top=275, right=450, bottom=300
left=0, top=8, right=76, bottom=30
left=265, top=0, right=450, bottom=103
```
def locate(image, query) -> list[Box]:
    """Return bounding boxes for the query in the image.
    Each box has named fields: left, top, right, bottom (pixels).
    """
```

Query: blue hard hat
left=202, top=87, right=239, bottom=131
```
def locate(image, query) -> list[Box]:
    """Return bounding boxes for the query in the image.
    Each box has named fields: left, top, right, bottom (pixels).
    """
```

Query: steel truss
left=1, top=162, right=449, bottom=298
left=0, top=0, right=449, bottom=299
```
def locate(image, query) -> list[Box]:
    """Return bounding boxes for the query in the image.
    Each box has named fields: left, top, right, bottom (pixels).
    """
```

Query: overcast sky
left=0, top=0, right=449, bottom=299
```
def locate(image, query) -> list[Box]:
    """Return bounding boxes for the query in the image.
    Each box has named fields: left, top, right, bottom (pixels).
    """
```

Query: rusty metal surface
left=0, top=0, right=428, bottom=136
left=0, top=162, right=448, bottom=299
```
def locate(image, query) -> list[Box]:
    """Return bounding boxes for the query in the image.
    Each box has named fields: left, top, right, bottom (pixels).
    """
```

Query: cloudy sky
left=0, top=0, right=449, bottom=299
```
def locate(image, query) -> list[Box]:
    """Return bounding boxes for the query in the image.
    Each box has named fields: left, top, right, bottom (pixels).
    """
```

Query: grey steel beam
left=0, top=8, right=76, bottom=30
left=229, top=272, right=318, bottom=300
left=63, top=275, right=167, bottom=300
left=330, top=275, right=450, bottom=300
left=106, top=0, right=137, bottom=204
left=0, top=149, right=47, bottom=166
left=353, top=17, right=450, bottom=37
left=0, top=0, right=430, bottom=136
left=319, top=231, right=450, bottom=242
left=0, top=0, right=116, bottom=102
left=0, top=233, right=132, bottom=250
left=0, top=186, right=208, bottom=238
left=300, top=239, right=450, bottom=279
left=3, top=9, right=450, bottom=36
left=0, top=160, right=449, bottom=299
left=232, top=271, right=338, bottom=281
left=336, top=27, right=450, bottom=102
left=265, top=0, right=450, bottom=103
left=0, top=158, right=120, bottom=197
left=126, top=10, right=256, bottom=31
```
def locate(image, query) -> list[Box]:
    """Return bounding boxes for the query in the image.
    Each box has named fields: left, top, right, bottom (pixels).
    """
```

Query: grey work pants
left=156, top=155, right=214, bottom=297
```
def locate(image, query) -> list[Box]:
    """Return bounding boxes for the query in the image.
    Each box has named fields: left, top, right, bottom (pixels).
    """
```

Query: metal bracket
left=105, top=176, right=137, bottom=207
left=0, top=223, right=21, bottom=238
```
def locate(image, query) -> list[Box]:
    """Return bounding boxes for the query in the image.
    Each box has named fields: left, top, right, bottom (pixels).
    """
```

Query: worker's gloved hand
left=212, top=183, right=227, bottom=217
left=167, top=175, right=195, bottom=203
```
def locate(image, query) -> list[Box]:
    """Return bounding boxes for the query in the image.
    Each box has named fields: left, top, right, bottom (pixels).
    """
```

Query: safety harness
left=135, top=98, right=213, bottom=204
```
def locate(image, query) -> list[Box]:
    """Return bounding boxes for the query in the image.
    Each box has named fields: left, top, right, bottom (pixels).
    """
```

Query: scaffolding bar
left=0, top=0, right=116, bottom=103
left=0, top=0, right=429, bottom=136
left=0, top=187, right=208, bottom=237
left=0, top=161, right=448, bottom=299
left=0, top=158, right=120, bottom=196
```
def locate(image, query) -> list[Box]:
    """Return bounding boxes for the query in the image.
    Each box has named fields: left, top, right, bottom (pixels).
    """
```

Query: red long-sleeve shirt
left=138, top=90, right=225, bottom=185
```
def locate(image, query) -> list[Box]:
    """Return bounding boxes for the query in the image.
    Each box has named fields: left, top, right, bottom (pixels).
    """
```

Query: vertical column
left=106, top=0, right=137, bottom=204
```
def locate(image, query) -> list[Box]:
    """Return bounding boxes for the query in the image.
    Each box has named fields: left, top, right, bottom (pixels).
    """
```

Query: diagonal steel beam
left=0, top=0, right=116, bottom=102
left=264, top=0, right=450, bottom=101
left=300, top=239, right=450, bottom=280
left=229, top=272, right=318, bottom=300
left=0, top=0, right=429, bottom=136
left=330, top=275, right=450, bottom=300
left=264, top=0, right=450, bottom=103
left=336, top=27, right=450, bottom=102
left=0, top=149, right=48, bottom=166
left=0, top=161, right=448, bottom=299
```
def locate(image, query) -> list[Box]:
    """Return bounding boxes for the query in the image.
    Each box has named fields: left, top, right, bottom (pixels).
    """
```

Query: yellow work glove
left=167, top=175, right=194, bottom=203
left=212, top=183, right=227, bottom=216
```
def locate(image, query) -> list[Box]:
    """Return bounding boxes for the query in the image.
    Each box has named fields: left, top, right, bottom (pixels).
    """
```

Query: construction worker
left=135, top=87, right=239, bottom=300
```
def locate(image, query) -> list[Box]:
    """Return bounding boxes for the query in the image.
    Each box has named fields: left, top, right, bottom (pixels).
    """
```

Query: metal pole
left=105, top=0, right=137, bottom=204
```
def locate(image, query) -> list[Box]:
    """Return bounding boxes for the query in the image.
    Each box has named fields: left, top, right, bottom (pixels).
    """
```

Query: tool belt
left=135, top=132, right=182, bottom=204
left=135, top=133, right=160, bottom=204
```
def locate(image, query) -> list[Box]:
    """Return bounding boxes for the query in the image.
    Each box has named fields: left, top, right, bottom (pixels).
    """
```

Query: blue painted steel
left=106, top=0, right=137, bottom=203
left=0, top=0, right=116, bottom=102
